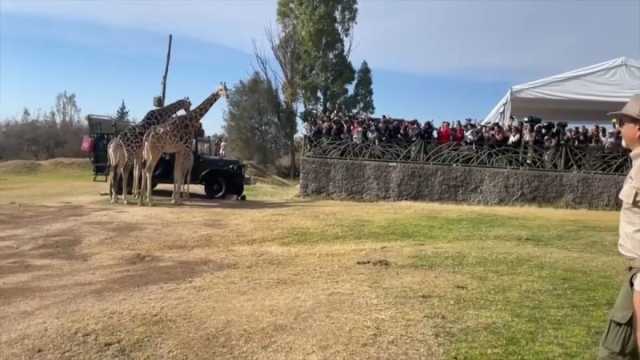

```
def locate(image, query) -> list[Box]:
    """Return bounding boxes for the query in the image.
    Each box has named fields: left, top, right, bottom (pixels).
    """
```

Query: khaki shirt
left=618, top=148, right=640, bottom=259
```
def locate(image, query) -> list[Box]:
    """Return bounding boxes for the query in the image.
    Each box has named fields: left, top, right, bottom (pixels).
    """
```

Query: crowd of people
left=304, top=113, right=624, bottom=151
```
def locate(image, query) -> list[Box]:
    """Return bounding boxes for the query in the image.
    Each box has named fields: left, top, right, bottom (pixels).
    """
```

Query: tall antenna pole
left=160, top=34, right=173, bottom=107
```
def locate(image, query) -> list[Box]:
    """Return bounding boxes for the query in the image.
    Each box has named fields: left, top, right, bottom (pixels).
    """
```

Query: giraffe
left=140, top=84, right=228, bottom=206
left=107, top=98, right=191, bottom=204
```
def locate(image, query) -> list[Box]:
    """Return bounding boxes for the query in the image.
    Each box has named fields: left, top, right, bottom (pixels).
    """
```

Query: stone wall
left=300, top=157, right=625, bottom=209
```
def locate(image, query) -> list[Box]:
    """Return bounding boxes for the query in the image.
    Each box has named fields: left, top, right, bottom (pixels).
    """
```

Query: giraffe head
left=179, top=97, right=192, bottom=112
left=218, top=82, right=229, bottom=100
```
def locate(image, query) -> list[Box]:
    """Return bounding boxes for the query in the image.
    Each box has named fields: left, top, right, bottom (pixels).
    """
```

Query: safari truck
left=82, top=114, right=247, bottom=199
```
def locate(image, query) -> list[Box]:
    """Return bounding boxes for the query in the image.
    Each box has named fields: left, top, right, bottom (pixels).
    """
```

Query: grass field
left=0, top=159, right=625, bottom=359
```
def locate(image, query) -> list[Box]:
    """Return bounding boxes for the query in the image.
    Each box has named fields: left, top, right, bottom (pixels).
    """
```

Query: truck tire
left=204, top=176, right=227, bottom=199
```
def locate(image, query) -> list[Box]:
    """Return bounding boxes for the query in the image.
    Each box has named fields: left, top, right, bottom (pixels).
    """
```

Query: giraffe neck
left=188, top=91, right=222, bottom=125
left=140, top=99, right=187, bottom=128
left=153, top=101, right=185, bottom=123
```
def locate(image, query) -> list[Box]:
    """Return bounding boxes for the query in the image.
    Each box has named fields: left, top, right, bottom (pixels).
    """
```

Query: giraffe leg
left=182, top=153, right=191, bottom=201
left=108, top=168, right=117, bottom=204
left=172, top=152, right=183, bottom=205
left=140, top=154, right=152, bottom=206
left=119, top=166, right=126, bottom=202
left=138, top=163, right=145, bottom=206
left=136, top=155, right=145, bottom=200
left=132, top=157, right=140, bottom=200
left=113, top=165, right=123, bottom=204
left=118, top=142, right=129, bottom=204
left=170, top=160, right=176, bottom=204
left=143, top=159, right=152, bottom=206
left=144, top=161, right=154, bottom=206
left=112, top=146, right=126, bottom=204
left=180, top=153, right=187, bottom=201
left=107, top=141, right=119, bottom=204
left=184, top=164, right=191, bottom=201
left=108, top=165, right=117, bottom=204
left=171, top=179, right=177, bottom=204
left=188, top=152, right=194, bottom=200
left=142, top=142, right=153, bottom=206
left=121, top=163, right=128, bottom=205
left=178, top=154, right=185, bottom=201
left=144, top=152, right=159, bottom=206
left=185, top=153, right=193, bottom=200
left=178, top=150, right=188, bottom=204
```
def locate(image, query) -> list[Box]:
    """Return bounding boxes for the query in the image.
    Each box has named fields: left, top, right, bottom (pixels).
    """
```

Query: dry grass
left=0, top=162, right=445, bottom=359
left=0, top=160, right=623, bottom=359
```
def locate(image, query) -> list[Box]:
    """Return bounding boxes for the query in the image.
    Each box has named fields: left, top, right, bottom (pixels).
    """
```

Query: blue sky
left=1, top=0, right=639, bottom=135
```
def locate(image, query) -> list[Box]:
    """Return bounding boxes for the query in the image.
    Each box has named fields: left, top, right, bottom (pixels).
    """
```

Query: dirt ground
left=0, top=176, right=445, bottom=359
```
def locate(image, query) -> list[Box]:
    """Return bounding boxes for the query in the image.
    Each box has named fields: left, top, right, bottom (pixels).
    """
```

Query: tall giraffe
left=140, top=84, right=228, bottom=206
left=107, top=98, right=191, bottom=204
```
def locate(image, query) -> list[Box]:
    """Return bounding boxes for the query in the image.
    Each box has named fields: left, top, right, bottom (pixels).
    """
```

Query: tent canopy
left=483, top=57, right=640, bottom=124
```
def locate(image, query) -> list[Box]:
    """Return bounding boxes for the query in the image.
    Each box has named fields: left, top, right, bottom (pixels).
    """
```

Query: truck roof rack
left=86, top=114, right=132, bottom=136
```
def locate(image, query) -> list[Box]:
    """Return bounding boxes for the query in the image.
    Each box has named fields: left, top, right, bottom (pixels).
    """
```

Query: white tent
left=483, top=57, right=640, bottom=124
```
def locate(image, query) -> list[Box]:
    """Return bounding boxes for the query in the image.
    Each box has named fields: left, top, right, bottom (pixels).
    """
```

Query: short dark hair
left=616, top=115, right=640, bottom=127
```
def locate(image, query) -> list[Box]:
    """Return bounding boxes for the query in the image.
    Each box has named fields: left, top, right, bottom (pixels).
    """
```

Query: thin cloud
left=2, top=0, right=279, bottom=54
left=3, top=0, right=639, bottom=81
left=351, top=1, right=640, bottom=80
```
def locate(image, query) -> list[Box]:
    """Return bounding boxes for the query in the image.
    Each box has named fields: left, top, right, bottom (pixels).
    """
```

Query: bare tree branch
left=264, top=24, right=301, bottom=178
left=266, top=24, right=299, bottom=107
left=252, top=38, right=280, bottom=90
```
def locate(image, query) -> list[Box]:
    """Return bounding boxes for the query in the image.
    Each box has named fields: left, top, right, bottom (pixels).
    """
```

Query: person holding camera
left=599, top=94, right=640, bottom=359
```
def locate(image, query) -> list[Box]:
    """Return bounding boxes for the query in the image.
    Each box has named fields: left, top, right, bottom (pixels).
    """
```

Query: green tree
left=277, top=0, right=358, bottom=117
left=223, top=72, right=285, bottom=166
left=348, top=60, right=375, bottom=115
left=115, top=100, right=130, bottom=122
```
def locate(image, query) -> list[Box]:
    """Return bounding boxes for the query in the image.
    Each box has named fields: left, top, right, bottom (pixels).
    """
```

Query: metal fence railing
left=303, top=138, right=630, bottom=175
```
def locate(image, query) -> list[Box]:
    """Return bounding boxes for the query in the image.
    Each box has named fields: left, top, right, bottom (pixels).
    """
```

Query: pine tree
left=115, top=100, right=130, bottom=122
left=350, top=60, right=374, bottom=115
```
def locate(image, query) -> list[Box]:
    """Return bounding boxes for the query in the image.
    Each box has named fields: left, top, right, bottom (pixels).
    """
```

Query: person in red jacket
left=453, top=124, right=465, bottom=144
left=437, top=121, right=452, bottom=144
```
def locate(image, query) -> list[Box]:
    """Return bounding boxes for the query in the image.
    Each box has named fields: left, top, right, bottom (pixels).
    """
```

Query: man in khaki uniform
left=599, top=94, right=640, bottom=360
